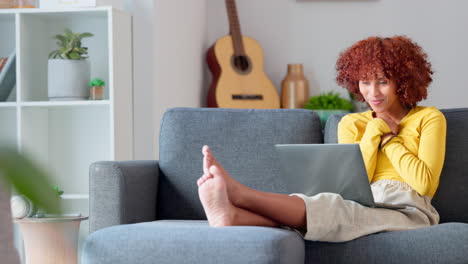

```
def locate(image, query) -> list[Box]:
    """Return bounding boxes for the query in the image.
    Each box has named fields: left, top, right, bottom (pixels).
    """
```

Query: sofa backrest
left=325, top=108, right=468, bottom=223
left=157, top=108, right=323, bottom=220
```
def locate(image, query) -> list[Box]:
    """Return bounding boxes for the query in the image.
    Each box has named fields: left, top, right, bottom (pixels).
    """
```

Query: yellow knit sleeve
left=338, top=115, right=391, bottom=182
left=381, top=109, right=447, bottom=197
left=337, top=116, right=356, bottom=144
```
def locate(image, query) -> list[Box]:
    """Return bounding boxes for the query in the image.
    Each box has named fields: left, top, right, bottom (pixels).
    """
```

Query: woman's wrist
left=380, top=132, right=397, bottom=149
left=381, top=132, right=394, bottom=141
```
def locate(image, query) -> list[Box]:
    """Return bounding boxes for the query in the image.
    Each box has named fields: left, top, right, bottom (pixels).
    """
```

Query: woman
left=197, top=35, right=446, bottom=242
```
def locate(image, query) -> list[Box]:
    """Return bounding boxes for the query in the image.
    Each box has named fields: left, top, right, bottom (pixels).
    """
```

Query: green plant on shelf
left=304, top=92, right=354, bottom=111
left=89, top=78, right=105, bottom=87
left=48, top=28, right=94, bottom=60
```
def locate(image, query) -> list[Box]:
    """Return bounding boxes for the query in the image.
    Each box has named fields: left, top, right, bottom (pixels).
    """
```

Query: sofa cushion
left=324, top=108, right=468, bottom=223
left=432, top=108, right=468, bottom=223
left=158, top=108, right=323, bottom=220
left=82, top=220, right=305, bottom=264
left=305, top=223, right=468, bottom=264
left=323, top=113, right=346, bottom=144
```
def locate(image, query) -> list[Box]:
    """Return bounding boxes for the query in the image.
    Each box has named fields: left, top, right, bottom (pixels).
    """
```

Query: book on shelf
left=0, top=57, right=7, bottom=73
left=0, top=50, right=15, bottom=102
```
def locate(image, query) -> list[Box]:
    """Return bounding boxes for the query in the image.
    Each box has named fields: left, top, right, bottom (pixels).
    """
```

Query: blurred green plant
left=89, top=78, right=105, bottom=87
left=304, top=92, right=354, bottom=111
left=0, top=145, right=61, bottom=214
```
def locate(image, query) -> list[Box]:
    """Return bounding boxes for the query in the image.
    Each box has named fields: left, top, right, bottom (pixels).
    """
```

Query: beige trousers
left=292, top=179, right=439, bottom=242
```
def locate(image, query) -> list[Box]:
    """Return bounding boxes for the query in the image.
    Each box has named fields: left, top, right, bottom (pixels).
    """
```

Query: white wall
left=120, top=0, right=208, bottom=159
left=122, top=0, right=156, bottom=160
left=125, top=0, right=468, bottom=159
left=207, top=0, right=468, bottom=109
left=153, top=0, right=208, bottom=158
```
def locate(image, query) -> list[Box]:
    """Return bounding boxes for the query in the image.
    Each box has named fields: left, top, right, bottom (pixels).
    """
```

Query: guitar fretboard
left=225, top=0, right=246, bottom=56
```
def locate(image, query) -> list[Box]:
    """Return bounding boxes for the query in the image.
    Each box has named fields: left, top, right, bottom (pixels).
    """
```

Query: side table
left=14, top=216, right=88, bottom=264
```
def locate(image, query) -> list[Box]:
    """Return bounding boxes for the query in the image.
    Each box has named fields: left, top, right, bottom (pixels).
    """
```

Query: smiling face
left=359, top=77, right=404, bottom=114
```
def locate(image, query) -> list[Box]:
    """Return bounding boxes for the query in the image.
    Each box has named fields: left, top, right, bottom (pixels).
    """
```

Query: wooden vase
left=281, top=64, right=309, bottom=109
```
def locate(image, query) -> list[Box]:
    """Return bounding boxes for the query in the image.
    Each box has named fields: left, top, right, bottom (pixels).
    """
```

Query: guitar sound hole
left=231, top=55, right=252, bottom=74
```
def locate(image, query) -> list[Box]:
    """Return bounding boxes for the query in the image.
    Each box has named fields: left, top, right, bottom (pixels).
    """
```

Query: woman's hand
left=375, top=113, right=399, bottom=135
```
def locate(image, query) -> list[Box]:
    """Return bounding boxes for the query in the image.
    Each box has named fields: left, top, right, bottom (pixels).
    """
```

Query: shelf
left=3, top=8, right=133, bottom=256
left=61, top=194, right=89, bottom=200
left=0, top=6, right=114, bottom=14
left=0, top=102, right=16, bottom=107
left=21, top=106, right=111, bottom=194
left=20, top=100, right=110, bottom=107
left=19, top=11, right=110, bottom=101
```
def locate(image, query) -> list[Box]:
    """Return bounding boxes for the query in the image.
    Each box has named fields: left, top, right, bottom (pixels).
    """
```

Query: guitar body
left=207, top=35, right=280, bottom=108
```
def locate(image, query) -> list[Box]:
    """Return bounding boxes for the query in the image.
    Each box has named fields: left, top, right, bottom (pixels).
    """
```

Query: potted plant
left=304, top=92, right=354, bottom=127
left=0, top=145, right=61, bottom=263
left=89, top=78, right=105, bottom=100
left=48, top=28, right=93, bottom=101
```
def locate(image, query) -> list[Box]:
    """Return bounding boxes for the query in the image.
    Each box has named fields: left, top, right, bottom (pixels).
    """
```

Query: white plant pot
left=48, top=59, right=90, bottom=101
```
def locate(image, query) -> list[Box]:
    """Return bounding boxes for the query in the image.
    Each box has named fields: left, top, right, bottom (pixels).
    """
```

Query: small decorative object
left=10, top=184, right=63, bottom=219
left=10, top=195, right=36, bottom=219
left=48, top=28, right=93, bottom=101
left=281, top=64, right=309, bottom=109
left=89, top=78, right=105, bottom=100
left=13, top=0, right=36, bottom=8
left=304, top=92, right=354, bottom=127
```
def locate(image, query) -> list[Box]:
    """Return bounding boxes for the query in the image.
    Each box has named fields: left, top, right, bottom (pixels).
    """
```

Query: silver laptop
left=275, top=144, right=405, bottom=209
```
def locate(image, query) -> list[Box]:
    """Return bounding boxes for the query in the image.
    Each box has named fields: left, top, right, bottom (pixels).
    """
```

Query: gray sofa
left=82, top=107, right=468, bottom=264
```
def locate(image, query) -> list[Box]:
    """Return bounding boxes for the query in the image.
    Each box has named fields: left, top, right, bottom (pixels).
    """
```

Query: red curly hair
left=336, top=36, right=433, bottom=107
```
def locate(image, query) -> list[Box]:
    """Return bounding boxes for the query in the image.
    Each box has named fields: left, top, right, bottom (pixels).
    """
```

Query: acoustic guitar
left=206, top=0, right=280, bottom=109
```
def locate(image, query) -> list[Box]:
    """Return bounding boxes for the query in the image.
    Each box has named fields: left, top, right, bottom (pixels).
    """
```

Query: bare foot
left=197, top=173, right=213, bottom=187
left=202, top=145, right=245, bottom=205
left=198, top=173, right=235, bottom=227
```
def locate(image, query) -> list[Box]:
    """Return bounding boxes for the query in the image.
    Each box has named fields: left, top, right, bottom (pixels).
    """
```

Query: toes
left=197, top=175, right=206, bottom=186
left=202, top=145, right=210, bottom=155
left=197, top=176, right=204, bottom=186
left=198, top=174, right=213, bottom=186
left=209, top=165, right=222, bottom=176
left=203, top=146, right=213, bottom=175
left=204, top=173, right=213, bottom=181
left=203, top=155, right=210, bottom=175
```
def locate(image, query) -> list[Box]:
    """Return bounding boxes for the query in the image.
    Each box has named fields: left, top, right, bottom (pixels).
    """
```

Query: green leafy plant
left=48, top=28, right=94, bottom=60
left=89, top=78, right=105, bottom=87
left=0, top=145, right=61, bottom=214
left=304, top=92, right=354, bottom=111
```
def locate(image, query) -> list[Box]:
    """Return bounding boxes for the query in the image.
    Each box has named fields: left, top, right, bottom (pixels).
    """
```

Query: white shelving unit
left=0, top=6, right=133, bottom=260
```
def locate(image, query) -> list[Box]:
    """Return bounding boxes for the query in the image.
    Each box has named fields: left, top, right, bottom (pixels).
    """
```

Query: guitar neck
left=225, top=0, right=245, bottom=56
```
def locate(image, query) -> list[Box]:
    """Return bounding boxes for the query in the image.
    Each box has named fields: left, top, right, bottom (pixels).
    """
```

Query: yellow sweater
left=338, top=106, right=446, bottom=198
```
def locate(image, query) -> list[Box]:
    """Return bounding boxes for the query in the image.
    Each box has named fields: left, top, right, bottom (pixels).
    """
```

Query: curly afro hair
left=336, top=36, right=433, bottom=107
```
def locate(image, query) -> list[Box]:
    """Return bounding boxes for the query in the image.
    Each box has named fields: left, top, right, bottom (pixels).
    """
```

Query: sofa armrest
left=89, top=160, right=159, bottom=233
